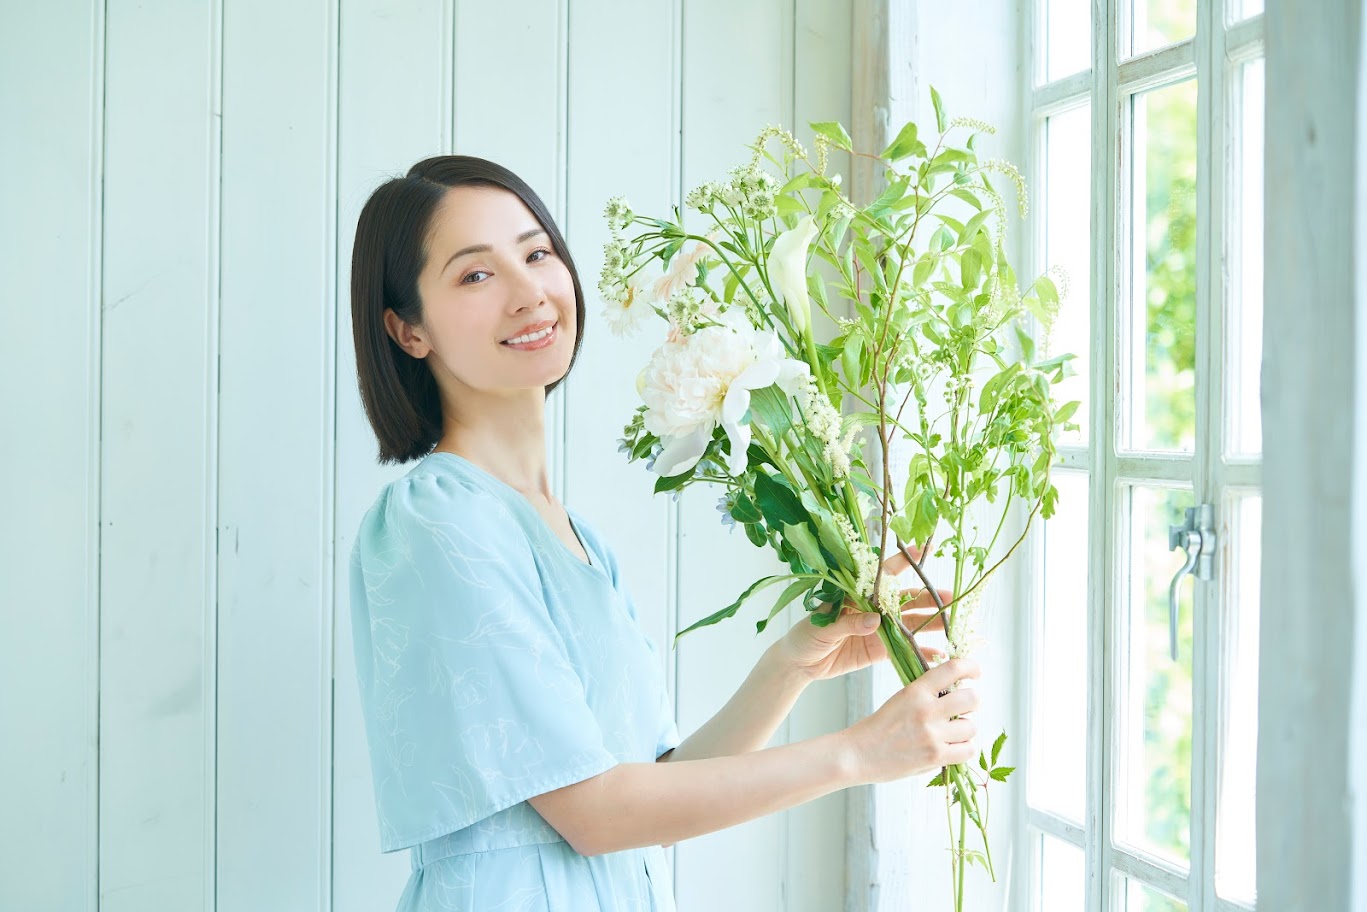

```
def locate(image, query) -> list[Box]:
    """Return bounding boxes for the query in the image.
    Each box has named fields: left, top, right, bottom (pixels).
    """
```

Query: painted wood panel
left=99, top=0, right=220, bottom=908
left=0, top=2, right=103, bottom=910
left=216, top=0, right=337, bottom=908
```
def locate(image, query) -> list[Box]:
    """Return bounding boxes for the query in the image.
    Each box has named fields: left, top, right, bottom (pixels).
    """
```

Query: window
left=1024, top=0, right=1264, bottom=909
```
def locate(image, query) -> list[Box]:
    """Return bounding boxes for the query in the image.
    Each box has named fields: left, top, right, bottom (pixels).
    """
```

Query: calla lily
left=767, top=215, right=818, bottom=338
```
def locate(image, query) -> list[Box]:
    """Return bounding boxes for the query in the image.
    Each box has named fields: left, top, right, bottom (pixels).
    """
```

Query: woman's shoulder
left=355, top=454, right=522, bottom=550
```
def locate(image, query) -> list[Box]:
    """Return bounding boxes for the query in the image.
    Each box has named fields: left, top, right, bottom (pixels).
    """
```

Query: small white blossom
left=949, top=117, right=997, bottom=135
left=601, top=281, right=651, bottom=338
left=604, top=196, right=634, bottom=233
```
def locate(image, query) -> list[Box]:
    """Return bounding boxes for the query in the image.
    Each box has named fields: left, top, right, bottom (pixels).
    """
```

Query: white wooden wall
left=0, top=1, right=852, bottom=910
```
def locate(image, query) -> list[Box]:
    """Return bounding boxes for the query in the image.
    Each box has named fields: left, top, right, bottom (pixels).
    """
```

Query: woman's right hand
left=842, top=657, right=982, bottom=784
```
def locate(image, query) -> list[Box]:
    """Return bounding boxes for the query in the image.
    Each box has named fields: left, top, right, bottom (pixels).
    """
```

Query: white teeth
left=504, top=325, right=554, bottom=345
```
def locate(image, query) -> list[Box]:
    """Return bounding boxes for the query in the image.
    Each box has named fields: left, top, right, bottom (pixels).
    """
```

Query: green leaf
left=744, top=520, right=768, bottom=547
left=930, top=85, right=947, bottom=132
left=749, top=385, right=795, bottom=437
left=881, top=121, right=927, bottom=161
left=782, top=522, right=829, bottom=573
left=989, top=766, right=1015, bottom=782
left=756, top=576, right=823, bottom=634
left=979, top=750, right=989, bottom=771
left=775, top=194, right=807, bottom=217
left=811, top=508, right=854, bottom=569
left=730, top=493, right=763, bottom=524
left=654, top=468, right=694, bottom=493
left=841, top=332, right=864, bottom=385
left=676, top=574, right=794, bottom=638
left=960, top=247, right=983, bottom=290
left=810, top=120, right=853, bottom=151
left=912, top=255, right=935, bottom=288
left=991, top=731, right=1007, bottom=767
left=754, top=473, right=808, bottom=528
left=926, top=770, right=947, bottom=788
left=960, top=208, right=992, bottom=245
left=1053, top=400, right=1080, bottom=425
left=869, top=175, right=911, bottom=213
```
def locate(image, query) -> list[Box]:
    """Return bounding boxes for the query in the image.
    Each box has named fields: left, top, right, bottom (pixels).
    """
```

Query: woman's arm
left=530, top=657, right=981, bottom=857
left=536, top=730, right=856, bottom=856
left=657, top=641, right=806, bottom=764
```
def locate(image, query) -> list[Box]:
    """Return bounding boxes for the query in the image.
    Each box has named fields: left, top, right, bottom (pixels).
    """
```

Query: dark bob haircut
left=350, top=155, right=587, bottom=465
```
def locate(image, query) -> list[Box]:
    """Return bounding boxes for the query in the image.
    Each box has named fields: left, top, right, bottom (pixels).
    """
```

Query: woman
left=347, top=155, right=982, bottom=911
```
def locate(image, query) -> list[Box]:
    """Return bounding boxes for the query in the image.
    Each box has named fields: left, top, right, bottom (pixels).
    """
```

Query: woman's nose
left=507, top=261, right=549, bottom=309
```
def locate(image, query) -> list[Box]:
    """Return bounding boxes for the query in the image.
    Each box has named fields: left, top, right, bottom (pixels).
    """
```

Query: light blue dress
left=349, top=451, right=682, bottom=912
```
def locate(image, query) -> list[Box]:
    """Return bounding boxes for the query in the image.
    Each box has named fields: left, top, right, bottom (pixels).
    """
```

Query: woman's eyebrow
left=442, top=228, right=546, bottom=274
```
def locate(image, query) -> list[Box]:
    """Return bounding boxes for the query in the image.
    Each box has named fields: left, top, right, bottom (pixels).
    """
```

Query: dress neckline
left=421, top=450, right=602, bottom=575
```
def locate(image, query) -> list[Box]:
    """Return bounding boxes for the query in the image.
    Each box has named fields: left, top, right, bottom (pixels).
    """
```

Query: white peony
left=639, top=309, right=809, bottom=477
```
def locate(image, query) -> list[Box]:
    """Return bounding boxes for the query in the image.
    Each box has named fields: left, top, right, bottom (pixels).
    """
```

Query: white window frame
left=1022, top=1, right=1266, bottom=909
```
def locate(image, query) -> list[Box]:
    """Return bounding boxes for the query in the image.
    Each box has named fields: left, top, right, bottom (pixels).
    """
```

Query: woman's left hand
left=772, top=547, right=951, bottom=684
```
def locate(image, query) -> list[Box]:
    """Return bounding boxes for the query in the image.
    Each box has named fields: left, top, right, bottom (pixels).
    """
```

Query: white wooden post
left=1259, top=2, right=1367, bottom=910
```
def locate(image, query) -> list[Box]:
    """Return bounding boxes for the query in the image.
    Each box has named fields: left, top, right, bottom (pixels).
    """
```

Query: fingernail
left=862, top=614, right=880, bottom=628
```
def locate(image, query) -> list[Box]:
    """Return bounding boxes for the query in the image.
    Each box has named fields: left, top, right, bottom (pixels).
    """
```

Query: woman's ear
left=383, top=307, right=431, bottom=359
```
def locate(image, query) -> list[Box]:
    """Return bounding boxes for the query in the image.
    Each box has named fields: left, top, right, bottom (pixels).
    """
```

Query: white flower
left=664, top=285, right=723, bottom=336
left=832, top=511, right=877, bottom=597
left=768, top=215, right=818, bottom=337
left=652, top=232, right=717, bottom=303
left=639, top=310, right=809, bottom=477
left=796, top=376, right=854, bottom=479
left=601, top=281, right=651, bottom=338
left=604, top=196, right=634, bottom=232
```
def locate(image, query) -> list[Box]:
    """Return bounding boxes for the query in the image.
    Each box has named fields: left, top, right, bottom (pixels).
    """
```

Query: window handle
left=1166, top=504, right=1216, bottom=660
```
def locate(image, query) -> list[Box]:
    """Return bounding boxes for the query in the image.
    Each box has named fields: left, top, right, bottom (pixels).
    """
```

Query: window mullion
left=1192, top=0, right=1227, bottom=907
left=1087, top=0, right=1120, bottom=908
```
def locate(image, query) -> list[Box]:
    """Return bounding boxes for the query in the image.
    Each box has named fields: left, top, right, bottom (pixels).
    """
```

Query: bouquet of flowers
left=599, top=87, right=1076, bottom=910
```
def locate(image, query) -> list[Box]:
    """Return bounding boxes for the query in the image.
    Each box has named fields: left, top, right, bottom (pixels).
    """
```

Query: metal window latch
left=1167, top=504, right=1216, bottom=661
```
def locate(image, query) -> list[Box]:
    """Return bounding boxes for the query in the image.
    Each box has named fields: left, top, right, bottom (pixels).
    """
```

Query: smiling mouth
left=501, top=321, right=559, bottom=347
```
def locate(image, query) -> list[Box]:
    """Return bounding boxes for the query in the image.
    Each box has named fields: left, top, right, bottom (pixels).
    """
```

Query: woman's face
left=403, top=185, right=577, bottom=399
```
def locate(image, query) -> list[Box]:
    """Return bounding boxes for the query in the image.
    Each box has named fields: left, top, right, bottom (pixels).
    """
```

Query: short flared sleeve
left=349, top=472, right=620, bottom=852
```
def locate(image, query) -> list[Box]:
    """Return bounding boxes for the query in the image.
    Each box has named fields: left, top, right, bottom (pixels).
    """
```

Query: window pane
left=1045, top=105, right=1091, bottom=445
left=1228, top=59, right=1264, bottom=457
left=1124, top=79, right=1198, bottom=453
left=1037, top=833, right=1086, bottom=912
left=1129, top=0, right=1196, bottom=56
left=1116, top=486, right=1192, bottom=866
left=1119, top=875, right=1188, bottom=912
left=1030, top=471, right=1089, bottom=820
left=1216, top=494, right=1260, bottom=904
left=1045, top=0, right=1091, bottom=82
left=1231, top=0, right=1264, bottom=20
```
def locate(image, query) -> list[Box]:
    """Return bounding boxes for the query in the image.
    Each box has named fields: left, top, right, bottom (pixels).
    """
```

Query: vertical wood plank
left=0, top=1, right=103, bottom=909
left=332, top=1, right=450, bottom=908
left=99, top=0, right=220, bottom=908
left=1259, top=2, right=1362, bottom=910
left=673, top=0, right=795, bottom=906
left=215, top=0, right=336, bottom=908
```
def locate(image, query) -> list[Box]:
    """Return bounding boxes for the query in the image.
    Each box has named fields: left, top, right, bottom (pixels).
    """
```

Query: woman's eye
left=461, top=248, right=551, bottom=285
